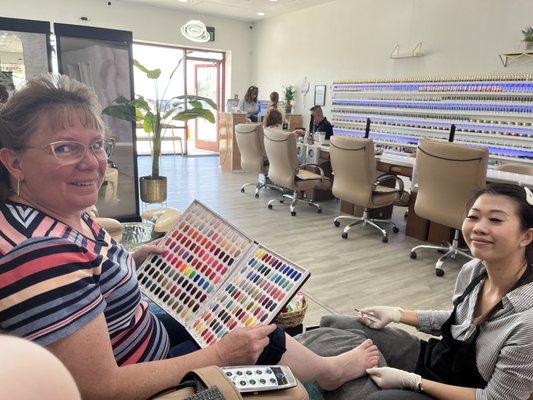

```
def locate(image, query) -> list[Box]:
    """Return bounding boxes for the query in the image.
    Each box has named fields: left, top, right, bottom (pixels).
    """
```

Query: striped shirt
left=0, top=201, right=169, bottom=365
left=417, top=259, right=533, bottom=400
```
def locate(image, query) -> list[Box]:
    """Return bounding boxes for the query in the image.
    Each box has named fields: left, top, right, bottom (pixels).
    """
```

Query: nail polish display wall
left=331, top=75, right=533, bottom=165
left=136, top=200, right=310, bottom=348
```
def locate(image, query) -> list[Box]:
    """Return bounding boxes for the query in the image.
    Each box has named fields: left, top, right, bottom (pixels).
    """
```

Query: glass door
left=186, top=58, right=223, bottom=152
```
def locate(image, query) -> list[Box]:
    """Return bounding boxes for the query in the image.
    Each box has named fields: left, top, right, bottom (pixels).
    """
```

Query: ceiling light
left=178, top=0, right=188, bottom=2
left=269, top=0, right=278, bottom=2
left=257, top=12, right=265, bottom=16
left=181, top=20, right=210, bottom=42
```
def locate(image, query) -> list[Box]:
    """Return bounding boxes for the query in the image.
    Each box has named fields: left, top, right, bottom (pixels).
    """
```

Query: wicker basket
left=274, top=296, right=308, bottom=328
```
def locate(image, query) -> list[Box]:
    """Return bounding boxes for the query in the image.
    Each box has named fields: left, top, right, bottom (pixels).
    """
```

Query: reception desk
left=219, top=112, right=247, bottom=172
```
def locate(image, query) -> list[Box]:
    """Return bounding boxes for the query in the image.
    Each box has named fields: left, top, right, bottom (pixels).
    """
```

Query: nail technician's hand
left=366, top=367, right=421, bottom=390
left=358, top=306, right=402, bottom=329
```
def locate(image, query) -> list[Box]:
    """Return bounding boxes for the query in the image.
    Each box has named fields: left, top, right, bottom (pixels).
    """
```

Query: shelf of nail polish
left=331, top=75, right=533, bottom=165
left=136, top=200, right=310, bottom=348
left=333, top=128, right=533, bottom=162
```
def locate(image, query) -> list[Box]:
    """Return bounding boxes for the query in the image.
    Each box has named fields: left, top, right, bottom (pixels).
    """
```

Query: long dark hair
left=244, top=86, right=258, bottom=103
left=467, top=183, right=533, bottom=265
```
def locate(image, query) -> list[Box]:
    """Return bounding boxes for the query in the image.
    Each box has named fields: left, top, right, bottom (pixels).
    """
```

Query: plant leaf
left=143, top=111, right=155, bottom=133
left=132, top=96, right=151, bottom=112
left=170, top=94, right=217, bottom=109
left=102, top=103, right=136, bottom=122
left=173, top=109, right=216, bottom=123
left=133, top=59, right=161, bottom=79
left=190, top=100, right=203, bottom=109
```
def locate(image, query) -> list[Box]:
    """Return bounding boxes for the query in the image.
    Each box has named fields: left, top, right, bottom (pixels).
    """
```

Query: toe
left=359, top=339, right=373, bottom=349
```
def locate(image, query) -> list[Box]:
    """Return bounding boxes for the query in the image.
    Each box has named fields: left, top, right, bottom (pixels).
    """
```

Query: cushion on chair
left=372, top=185, right=400, bottom=194
left=97, top=217, right=123, bottom=242
left=296, top=169, right=323, bottom=181
left=153, top=208, right=181, bottom=233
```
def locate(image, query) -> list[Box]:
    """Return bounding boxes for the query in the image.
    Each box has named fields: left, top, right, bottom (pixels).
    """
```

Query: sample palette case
left=137, top=200, right=310, bottom=348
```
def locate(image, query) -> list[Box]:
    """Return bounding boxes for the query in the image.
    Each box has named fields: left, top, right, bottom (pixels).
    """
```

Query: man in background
left=308, top=105, right=333, bottom=140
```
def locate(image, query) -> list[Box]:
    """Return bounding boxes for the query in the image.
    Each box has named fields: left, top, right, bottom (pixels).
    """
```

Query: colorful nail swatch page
left=137, top=200, right=310, bottom=348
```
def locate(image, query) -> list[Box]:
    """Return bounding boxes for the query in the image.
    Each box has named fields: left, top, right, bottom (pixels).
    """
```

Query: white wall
left=2, top=0, right=254, bottom=101
left=252, top=0, right=533, bottom=121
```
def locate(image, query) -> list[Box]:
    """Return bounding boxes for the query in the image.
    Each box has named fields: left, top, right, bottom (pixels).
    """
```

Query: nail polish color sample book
left=137, top=200, right=310, bottom=348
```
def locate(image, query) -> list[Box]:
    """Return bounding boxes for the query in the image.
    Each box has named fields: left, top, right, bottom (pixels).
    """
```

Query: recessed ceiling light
left=178, top=0, right=188, bottom=3
left=257, top=11, right=265, bottom=16
left=269, top=0, right=278, bottom=2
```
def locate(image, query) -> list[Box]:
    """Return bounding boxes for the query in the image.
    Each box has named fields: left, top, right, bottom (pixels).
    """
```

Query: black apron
left=415, top=271, right=489, bottom=389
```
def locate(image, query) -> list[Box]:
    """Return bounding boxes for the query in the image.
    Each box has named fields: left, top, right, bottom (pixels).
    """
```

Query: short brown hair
left=270, top=91, right=279, bottom=104
left=263, top=108, right=283, bottom=128
left=0, top=74, right=105, bottom=203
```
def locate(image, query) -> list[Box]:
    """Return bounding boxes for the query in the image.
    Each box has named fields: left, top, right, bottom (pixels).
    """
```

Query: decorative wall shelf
left=331, top=75, right=533, bottom=166
left=390, top=42, right=423, bottom=59
left=499, top=51, right=533, bottom=67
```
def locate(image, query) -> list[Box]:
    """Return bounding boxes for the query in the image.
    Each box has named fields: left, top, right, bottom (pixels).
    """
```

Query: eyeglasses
left=25, top=138, right=116, bottom=165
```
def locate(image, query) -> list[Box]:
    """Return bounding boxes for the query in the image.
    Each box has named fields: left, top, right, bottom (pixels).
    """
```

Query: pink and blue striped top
left=0, top=200, right=169, bottom=365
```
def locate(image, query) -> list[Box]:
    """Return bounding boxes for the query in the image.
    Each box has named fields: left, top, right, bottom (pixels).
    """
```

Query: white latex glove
left=358, top=306, right=403, bottom=329
left=366, top=367, right=421, bottom=390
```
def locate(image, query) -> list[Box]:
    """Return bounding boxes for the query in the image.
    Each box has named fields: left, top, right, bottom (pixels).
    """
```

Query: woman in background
left=263, top=108, right=284, bottom=128
left=239, top=85, right=259, bottom=122
left=267, top=91, right=285, bottom=121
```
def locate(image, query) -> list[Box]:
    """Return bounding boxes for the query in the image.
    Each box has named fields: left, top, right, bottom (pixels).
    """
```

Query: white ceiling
left=120, top=0, right=333, bottom=22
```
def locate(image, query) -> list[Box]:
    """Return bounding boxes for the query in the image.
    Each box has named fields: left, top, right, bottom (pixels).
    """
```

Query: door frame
left=191, top=60, right=222, bottom=152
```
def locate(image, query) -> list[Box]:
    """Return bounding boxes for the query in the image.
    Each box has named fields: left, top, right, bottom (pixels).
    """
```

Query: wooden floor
left=138, top=155, right=464, bottom=328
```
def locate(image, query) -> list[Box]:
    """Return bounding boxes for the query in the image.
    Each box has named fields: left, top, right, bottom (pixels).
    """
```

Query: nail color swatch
left=136, top=200, right=310, bottom=348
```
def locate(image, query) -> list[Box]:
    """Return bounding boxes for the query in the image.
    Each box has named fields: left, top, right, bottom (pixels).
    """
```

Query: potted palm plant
left=103, top=59, right=216, bottom=203
left=522, top=26, right=533, bottom=51
left=283, top=85, right=296, bottom=114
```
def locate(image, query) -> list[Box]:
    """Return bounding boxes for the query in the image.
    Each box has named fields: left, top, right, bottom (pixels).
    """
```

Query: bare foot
left=317, top=339, right=380, bottom=391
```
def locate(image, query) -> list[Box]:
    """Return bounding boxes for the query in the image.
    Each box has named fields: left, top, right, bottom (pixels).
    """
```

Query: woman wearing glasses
left=0, top=76, right=379, bottom=399
left=239, top=85, right=260, bottom=122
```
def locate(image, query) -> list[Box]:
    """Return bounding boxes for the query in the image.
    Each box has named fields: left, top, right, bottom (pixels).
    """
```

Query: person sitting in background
left=0, top=74, right=380, bottom=400
left=263, top=108, right=284, bottom=128
left=267, top=91, right=285, bottom=121
left=239, top=85, right=259, bottom=122
left=338, top=183, right=532, bottom=400
left=309, top=105, right=333, bottom=140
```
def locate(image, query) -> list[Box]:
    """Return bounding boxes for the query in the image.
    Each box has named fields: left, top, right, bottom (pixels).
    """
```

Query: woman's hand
left=214, top=324, right=277, bottom=366
left=367, top=366, right=421, bottom=390
left=131, top=239, right=166, bottom=267
left=358, top=306, right=403, bottom=329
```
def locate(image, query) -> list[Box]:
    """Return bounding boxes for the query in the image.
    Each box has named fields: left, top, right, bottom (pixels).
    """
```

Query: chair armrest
left=298, top=163, right=324, bottom=180
left=375, top=173, right=405, bottom=192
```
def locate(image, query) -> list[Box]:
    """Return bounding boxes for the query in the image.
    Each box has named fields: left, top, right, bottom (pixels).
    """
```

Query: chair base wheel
left=317, top=208, right=322, bottom=214
left=341, top=232, right=348, bottom=239
left=382, top=236, right=389, bottom=243
left=254, top=193, right=259, bottom=198
left=268, top=204, right=273, bottom=209
left=410, top=251, right=417, bottom=260
left=240, top=188, right=245, bottom=193
left=392, top=226, right=399, bottom=233
left=436, top=269, right=445, bottom=277
left=291, top=211, right=296, bottom=216
left=334, top=220, right=340, bottom=227
left=279, top=199, right=284, bottom=203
